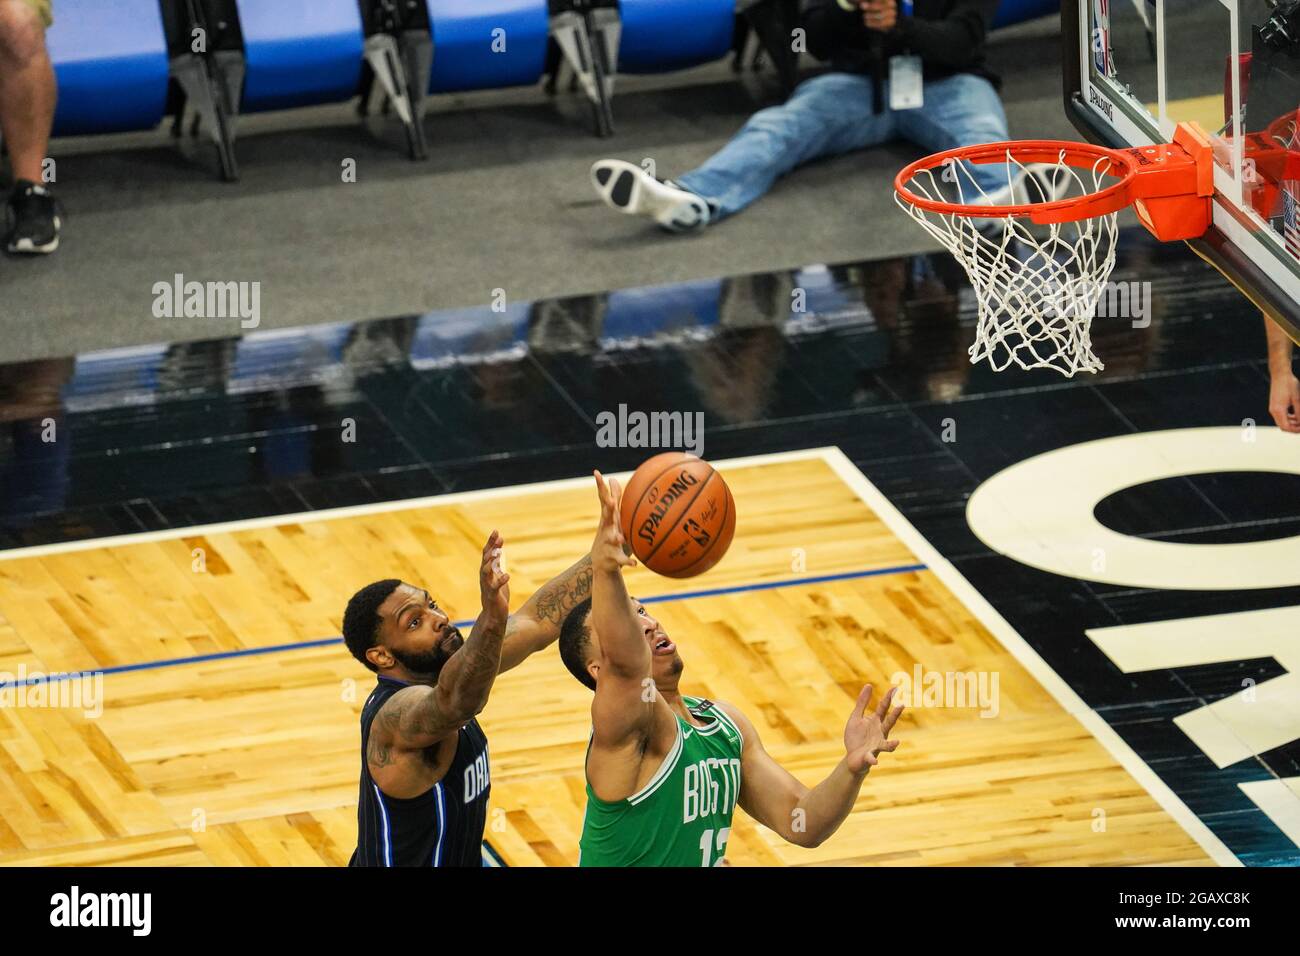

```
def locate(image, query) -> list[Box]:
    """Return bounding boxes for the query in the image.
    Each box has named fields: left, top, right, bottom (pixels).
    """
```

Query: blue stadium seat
left=234, top=0, right=366, bottom=112
left=47, top=0, right=170, bottom=135
left=992, top=0, right=1059, bottom=29
left=616, top=0, right=734, bottom=75
left=424, top=0, right=550, bottom=93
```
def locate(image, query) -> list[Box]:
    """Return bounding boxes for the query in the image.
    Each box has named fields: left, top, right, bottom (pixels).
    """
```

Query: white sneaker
left=590, top=158, right=714, bottom=233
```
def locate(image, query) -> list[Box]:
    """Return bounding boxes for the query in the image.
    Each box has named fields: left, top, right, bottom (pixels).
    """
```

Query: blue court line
left=0, top=636, right=346, bottom=689
left=634, top=566, right=925, bottom=604
left=0, top=563, right=927, bottom=690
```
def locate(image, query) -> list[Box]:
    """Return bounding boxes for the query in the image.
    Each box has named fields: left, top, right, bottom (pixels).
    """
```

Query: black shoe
left=5, top=180, right=62, bottom=255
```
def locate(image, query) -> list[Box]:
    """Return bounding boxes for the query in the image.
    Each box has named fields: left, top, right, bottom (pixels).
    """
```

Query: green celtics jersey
left=579, top=696, right=744, bottom=867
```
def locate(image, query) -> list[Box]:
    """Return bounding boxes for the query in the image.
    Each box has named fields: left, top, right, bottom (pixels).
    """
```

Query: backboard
left=1063, top=0, right=1300, bottom=344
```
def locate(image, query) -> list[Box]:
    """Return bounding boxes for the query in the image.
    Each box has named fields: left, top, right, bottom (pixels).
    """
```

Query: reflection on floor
left=0, top=226, right=1296, bottom=865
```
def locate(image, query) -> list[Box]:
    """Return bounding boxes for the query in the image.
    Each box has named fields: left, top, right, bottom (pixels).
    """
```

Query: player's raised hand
left=592, top=470, right=637, bottom=572
left=478, top=530, right=511, bottom=625
left=843, top=684, right=903, bottom=774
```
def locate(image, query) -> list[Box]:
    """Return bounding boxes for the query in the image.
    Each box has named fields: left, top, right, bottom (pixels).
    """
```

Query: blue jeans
left=677, top=71, right=1012, bottom=220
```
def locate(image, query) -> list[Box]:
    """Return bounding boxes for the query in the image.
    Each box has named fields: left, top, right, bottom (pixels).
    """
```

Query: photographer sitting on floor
left=589, top=0, right=1019, bottom=232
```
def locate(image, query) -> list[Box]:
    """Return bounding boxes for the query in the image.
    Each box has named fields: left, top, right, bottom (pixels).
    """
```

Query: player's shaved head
left=559, top=597, right=596, bottom=690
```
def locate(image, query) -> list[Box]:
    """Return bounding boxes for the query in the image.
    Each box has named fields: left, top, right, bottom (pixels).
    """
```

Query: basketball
left=619, top=453, right=735, bottom=578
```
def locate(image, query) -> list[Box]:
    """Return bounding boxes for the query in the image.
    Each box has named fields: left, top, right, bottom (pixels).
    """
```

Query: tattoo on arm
left=443, top=616, right=508, bottom=715
left=375, top=660, right=496, bottom=752
left=497, top=556, right=592, bottom=673
left=530, top=555, right=593, bottom=628
left=367, top=730, right=396, bottom=770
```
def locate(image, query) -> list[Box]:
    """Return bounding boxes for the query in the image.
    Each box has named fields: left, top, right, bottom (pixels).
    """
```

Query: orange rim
left=1265, top=108, right=1300, bottom=146
left=894, top=139, right=1138, bottom=224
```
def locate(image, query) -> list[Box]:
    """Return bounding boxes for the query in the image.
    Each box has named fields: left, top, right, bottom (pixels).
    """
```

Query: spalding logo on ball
left=619, top=452, right=736, bottom=578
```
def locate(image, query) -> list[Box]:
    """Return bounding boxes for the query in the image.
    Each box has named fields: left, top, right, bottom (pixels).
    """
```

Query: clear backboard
left=1064, top=0, right=1300, bottom=344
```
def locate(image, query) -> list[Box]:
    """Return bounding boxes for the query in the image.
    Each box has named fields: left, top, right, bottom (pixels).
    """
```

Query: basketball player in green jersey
left=560, top=471, right=905, bottom=867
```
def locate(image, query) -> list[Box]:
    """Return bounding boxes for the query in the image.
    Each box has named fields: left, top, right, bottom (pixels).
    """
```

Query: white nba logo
left=1091, top=0, right=1111, bottom=76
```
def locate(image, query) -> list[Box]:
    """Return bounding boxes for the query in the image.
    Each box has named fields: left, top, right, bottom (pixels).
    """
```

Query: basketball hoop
left=894, top=122, right=1214, bottom=376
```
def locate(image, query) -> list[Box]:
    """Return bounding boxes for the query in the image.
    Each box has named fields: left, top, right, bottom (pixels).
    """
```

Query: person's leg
left=893, top=73, right=1016, bottom=201
left=0, top=0, right=55, bottom=184
left=676, top=72, right=896, bottom=219
left=0, top=0, right=60, bottom=253
left=591, top=72, right=896, bottom=231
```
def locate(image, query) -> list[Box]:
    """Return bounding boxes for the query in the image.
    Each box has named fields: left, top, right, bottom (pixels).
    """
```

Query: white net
left=896, top=149, right=1122, bottom=377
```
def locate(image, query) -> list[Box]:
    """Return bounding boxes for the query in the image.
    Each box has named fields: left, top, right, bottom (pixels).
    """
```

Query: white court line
left=819, top=446, right=1240, bottom=868
left=1238, top=778, right=1300, bottom=849
left=0, top=448, right=833, bottom=563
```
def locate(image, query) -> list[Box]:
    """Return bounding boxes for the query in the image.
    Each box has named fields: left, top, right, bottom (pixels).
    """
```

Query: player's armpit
left=589, top=665, right=660, bottom=749
left=587, top=692, right=676, bottom=802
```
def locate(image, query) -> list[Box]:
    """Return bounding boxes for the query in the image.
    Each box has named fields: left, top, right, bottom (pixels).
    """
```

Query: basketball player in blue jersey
left=345, top=530, right=592, bottom=866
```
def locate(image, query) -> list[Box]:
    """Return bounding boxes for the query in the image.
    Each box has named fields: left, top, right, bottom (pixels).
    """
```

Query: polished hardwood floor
left=0, top=453, right=1211, bottom=865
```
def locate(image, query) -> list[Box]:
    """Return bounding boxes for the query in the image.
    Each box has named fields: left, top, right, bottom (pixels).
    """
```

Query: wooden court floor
left=0, top=452, right=1212, bottom=865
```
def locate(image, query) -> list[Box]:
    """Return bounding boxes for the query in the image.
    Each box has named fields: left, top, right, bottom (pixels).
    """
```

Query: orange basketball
left=619, top=453, right=736, bottom=578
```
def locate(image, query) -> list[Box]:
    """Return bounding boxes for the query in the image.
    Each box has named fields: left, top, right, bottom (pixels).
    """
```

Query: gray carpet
left=2, top=16, right=1078, bottom=362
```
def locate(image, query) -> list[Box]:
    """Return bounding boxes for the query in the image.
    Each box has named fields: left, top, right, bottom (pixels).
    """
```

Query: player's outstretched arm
left=722, top=685, right=903, bottom=848
left=497, top=552, right=594, bottom=674
left=374, top=532, right=512, bottom=754
left=588, top=471, right=660, bottom=751
left=1265, top=316, right=1300, bottom=433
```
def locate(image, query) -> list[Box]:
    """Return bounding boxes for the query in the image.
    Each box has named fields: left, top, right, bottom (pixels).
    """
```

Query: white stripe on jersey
left=432, top=782, right=446, bottom=866
left=372, top=784, right=393, bottom=867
